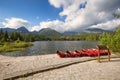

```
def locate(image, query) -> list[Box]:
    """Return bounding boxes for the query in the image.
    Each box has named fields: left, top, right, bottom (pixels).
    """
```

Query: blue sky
left=0, top=0, right=63, bottom=26
left=0, top=0, right=120, bottom=32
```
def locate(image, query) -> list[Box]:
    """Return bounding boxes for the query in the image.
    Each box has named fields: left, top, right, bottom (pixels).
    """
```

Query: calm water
left=0, top=41, right=99, bottom=57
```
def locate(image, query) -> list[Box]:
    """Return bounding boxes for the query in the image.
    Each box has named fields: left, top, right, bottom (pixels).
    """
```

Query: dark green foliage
left=3, top=31, right=9, bottom=41
left=55, top=34, right=100, bottom=41
left=0, top=29, right=4, bottom=41
left=100, top=28, right=120, bottom=52
left=10, top=32, right=23, bottom=41
left=85, top=34, right=99, bottom=41
left=0, top=41, right=33, bottom=52
left=0, top=29, right=51, bottom=42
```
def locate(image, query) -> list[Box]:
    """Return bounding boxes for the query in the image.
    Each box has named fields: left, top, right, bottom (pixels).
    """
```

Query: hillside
left=39, top=28, right=62, bottom=37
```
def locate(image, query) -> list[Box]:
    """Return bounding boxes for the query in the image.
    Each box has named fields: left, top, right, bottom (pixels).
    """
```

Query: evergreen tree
left=0, top=29, right=3, bottom=41
left=3, top=31, right=9, bottom=41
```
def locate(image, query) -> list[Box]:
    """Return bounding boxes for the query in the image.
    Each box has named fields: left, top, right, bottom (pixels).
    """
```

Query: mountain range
left=0, top=26, right=113, bottom=36
left=0, top=27, right=62, bottom=37
left=0, top=26, right=29, bottom=33
left=83, top=28, right=113, bottom=34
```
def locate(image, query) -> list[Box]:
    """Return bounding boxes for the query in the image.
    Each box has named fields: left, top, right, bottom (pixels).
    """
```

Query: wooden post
left=96, top=45, right=100, bottom=62
left=108, top=49, right=110, bottom=61
left=96, top=45, right=110, bottom=62
left=107, top=46, right=110, bottom=61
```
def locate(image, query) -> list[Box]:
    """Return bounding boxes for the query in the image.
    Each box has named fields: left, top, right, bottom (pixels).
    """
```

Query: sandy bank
left=19, top=58, right=120, bottom=80
left=0, top=53, right=119, bottom=79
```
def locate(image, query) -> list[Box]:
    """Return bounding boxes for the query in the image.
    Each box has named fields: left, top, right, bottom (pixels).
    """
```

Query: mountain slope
left=0, top=28, right=15, bottom=32
left=63, top=31, right=78, bottom=35
left=83, top=28, right=111, bottom=33
left=16, top=26, right=29, bottom=33
left=39, top=28, right=62, bottom=37
left=31, top=31, right=39, bottom=34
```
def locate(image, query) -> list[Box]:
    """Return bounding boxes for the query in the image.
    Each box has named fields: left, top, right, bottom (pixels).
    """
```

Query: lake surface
left=0, top=41, right=99, bottom=57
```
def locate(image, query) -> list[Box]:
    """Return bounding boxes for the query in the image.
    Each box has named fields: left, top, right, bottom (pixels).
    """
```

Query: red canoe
left=82, top=49, right=108, bottom=57
left=57, top=51, right=66, bottom=58
left=57, top=49, right=109, bottom=58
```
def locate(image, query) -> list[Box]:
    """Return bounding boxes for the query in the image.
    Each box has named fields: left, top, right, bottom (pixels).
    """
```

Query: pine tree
left=0, top=29, right=3, bottom=41
left=3, top=31, right=9, bottom=41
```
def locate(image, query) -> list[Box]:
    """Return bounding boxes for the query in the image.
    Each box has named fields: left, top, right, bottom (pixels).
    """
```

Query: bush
left=0, top=41, right=33, bottom=52
left=14, top=41, right=33, bottom=48
left=100, top=28, right=120, bottom=52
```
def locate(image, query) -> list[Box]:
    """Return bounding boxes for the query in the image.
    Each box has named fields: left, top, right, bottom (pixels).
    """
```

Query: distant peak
left=42, top=28, right=52, bottom=30
left=17, top=26, right=26, bottom=29
left=16, top=26, right=29, bottom=33
left=39, top=28, right=54, bottom=32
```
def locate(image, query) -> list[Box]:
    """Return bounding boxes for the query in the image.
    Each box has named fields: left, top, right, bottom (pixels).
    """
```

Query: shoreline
left=0, top=53, right=119, bottom=79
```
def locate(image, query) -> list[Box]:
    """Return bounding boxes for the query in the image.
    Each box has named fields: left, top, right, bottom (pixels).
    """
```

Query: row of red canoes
left=57, top=49, right=109, bottom=58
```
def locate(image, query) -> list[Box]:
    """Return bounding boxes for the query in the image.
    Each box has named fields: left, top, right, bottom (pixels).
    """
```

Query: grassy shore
left=0, top=41, right=33, bottom=52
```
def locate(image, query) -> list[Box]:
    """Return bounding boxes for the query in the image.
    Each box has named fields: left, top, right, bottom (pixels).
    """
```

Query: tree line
left=0, top=29, right=101, bottom=42
left=57, top=34, right=100, bottom=41
left=0, top=29, right=51, bottom=42
left=100, top=28, right=120, bottom=52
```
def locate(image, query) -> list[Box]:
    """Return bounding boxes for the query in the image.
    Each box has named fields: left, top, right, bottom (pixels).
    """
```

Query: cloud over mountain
left=46, top=0, right=120, bottom=32
left=2, top=17, right=30, bottom=29
left=31, top=20, right=64, bottom=32
left=1, top=0, right=120, bottom=32
left=90, top=19, right=120, bottom=30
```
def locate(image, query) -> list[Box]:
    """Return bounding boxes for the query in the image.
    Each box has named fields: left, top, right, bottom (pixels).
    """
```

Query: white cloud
left=49, top=0, right=74, bottom=8
left=90, top=19, right=120, bottom=30
left=3, top=0, right=119, bottom=32
left=31, top=20, right=65, bottom=32
left=0, top=22, right=2, bottom=26
left=60, top=0, right=119, bottom=30
left=46, top=0, right=120, bottom=32
left=1, top=0, right=119, bottom=33
left=2, top=17, right=30, bottom=29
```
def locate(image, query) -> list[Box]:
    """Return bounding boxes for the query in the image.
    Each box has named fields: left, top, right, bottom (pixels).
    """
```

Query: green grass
left=0, top=41, right=33, bottom=52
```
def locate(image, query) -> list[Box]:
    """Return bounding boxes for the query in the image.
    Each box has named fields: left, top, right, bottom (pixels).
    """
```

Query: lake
left=0, top=41, right=99, bottom=57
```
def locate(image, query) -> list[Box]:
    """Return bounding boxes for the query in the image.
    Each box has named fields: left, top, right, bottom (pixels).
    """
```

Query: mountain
left=0, top=28, right=15, bottom=32
left=0, top=27, right=114, bottom=37
left=63, top=31, right=78, bottom=35
left=0, top=27, right=62, bottom=37
left=39, top=28, right=62, bottom=37
left=16, top=26, right=29, bottom=33
left=83, top=28, right=112, bottom=34
left=31, top=31, right=39, bottom=34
